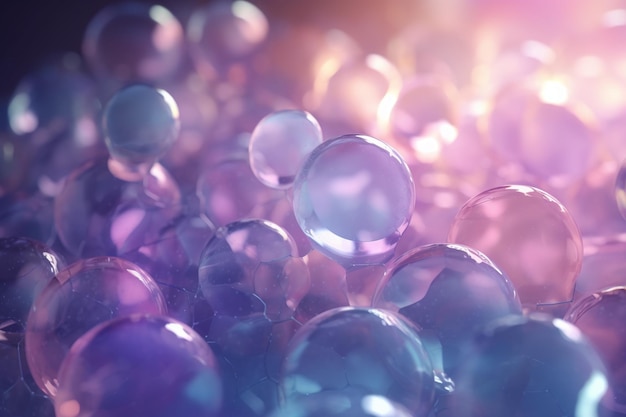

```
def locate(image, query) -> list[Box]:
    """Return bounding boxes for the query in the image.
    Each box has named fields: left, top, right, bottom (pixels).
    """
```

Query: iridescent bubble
left=7, top=54, right=100, bottom=140
left=566, top=287, right=626, bottom=413
left=197, top=219, right=308, bottom=416
left=54, top=157, right=181, bottom=258
left=55, top=315, right=222, bottom=417
left=373, top=243, right=522, bottom=376
left=248, top=110, right=323, bottom=189
left=0, top=238, right=64, bottom=417
left=187, top=0, right=269, bottom=78
left=0, top=237, right=64, bottom=337
left=198, top=219, right=308, bottom=322
left=280, top=307, right=436, bottom=417
left=292, top=134, right=415, bottom=266
left=102, top=84, right=180, bottom=175
left=448, top=185, right=583, bottom=310
left=83, top=2, right=184, bottom=84
left=269, top=392, right=413, bottom=417
left=451, top=314, right=609, bottom=417
left=25, top=257, right=167, bottom=397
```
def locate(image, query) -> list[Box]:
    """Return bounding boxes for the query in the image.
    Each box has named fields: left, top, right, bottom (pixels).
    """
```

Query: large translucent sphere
left=25, top=257, right=167, bottom=397
left=372, top=243, right=522, bottom=376
left=54, top=315, right=222, bottom=417
left=448, top=185, right=583, bottom=309
left=280, top=307, right=435, bottom=417
left=54, top=158, right=181, bottom=258
left=566, top=287, right=626, bottom=413
left=103, top=84, right=180, bottom=169
left=292, top=134, right=415, bottom=266
left=248, top=110, right=323, bottom=189
left=451, top=314, right=609, bottom=417
left=83, top=2, right=184, bottom=83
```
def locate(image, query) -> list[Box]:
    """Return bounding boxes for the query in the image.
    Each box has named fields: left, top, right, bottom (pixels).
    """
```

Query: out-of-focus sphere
left=448, top=185, right=583, bottom=309
left=103, top=84, right=180, bottom=168
left=55, top=315, right=222, bottom=417
left=83, top=2, right=184, bottom=83
left=372, top=243, right=522, bottom=376
left=615, top=161, right=626, bottom=220
left=0, top=237, right=64, bottom=337
left=280, top=307, right=435, bottom=417
left=269, top=393, right=413, bottom=417
left=293, top=134, right=415, bottom=266
left=566, top=287, right=626, bottom=413
left=248, top=110, right=323, bottom=189
left=187, top=0, right=268, bottom=77
left=452, top=314, right=609, bottom=417
left=25, top=257, right=167, bottom=397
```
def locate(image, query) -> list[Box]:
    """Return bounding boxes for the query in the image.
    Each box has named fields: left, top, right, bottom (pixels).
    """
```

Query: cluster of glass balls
left=3, top=1, right=626, bottom=417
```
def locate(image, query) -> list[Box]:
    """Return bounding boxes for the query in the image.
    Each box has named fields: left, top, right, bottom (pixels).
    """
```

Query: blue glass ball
left=102, top=84, right=180, bottom=168
left=372, top=243, right=522, bottom=376
left=451, top=314, right=609, bottom=417
left=292, top=134, right=415, bottom=266
left=280, top=307, right=436, bottom=416
left=55, top=315, right=222, bottom=417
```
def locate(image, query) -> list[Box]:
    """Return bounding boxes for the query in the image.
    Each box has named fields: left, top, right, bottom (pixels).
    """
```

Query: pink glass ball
left=25, top=257, right=167, bottom=397
left=448, top=185, right=583, bottom=310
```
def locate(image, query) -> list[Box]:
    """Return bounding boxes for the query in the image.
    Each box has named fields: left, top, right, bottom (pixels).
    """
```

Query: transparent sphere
left=448, top=185, right=583, bottom=309
left=7, top=55, right=100, bottom=139
left=83, top=2, right=184, bottom=83
left=198, top=218, right=308, bottom=322
left=0, top=237, right=64, bottom=337
left=451, top=314, right=609, bottom=417
left=187, top=0, right=269, bottom=77
left=269, top=393, right=413, bottom=417
left=372, top=243, right=522, bottom=376
left=25, top=257, right=167, bottom=397
left=0, top=237, right=64, bottom=417
left=292, top=134, right=415, bottom=266
left=248, top=110, right=323, bottom=189
left=103, top=84, right=180, bottom=170
left=54, top=315, right=221, bottom=417
left=280, top=307, right=436, bottom=417
left=54, top=157, right=181, bottom=258
left=566, top=287, right=626, bottom=413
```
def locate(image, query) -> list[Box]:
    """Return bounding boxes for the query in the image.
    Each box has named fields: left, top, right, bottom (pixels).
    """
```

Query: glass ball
left=566, top=287, right=626, bottom=413
left=372, top=243, right=522, bottom=376
left=0, top=237, right=64, bottom=417
left=451, top=314, right=609, bottom=417
left=55, top=315, right=222, bottom=417
left=292, top=134, right=415, bottom=266
left=248, top=110, right=323, bottom=189
left=198, top=218, right=308, bottom=322
left=187, top=0, right=269, bottom=78
left=102, top=84, right=180, bottom=170
left=83, top=2, right=184, bottom=84
left=54, top=157, right=181, bottom=258
left=280, top=307, right=436, bottom=417
left=447, top=185, right=583, bottom=310
left=25, top=257, right=167, bottom=397
left=0, top=237, right=64, bottom=337
left=269, top=392, right=413, bottom=417
left=7, top=54, right=100, bottom=140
